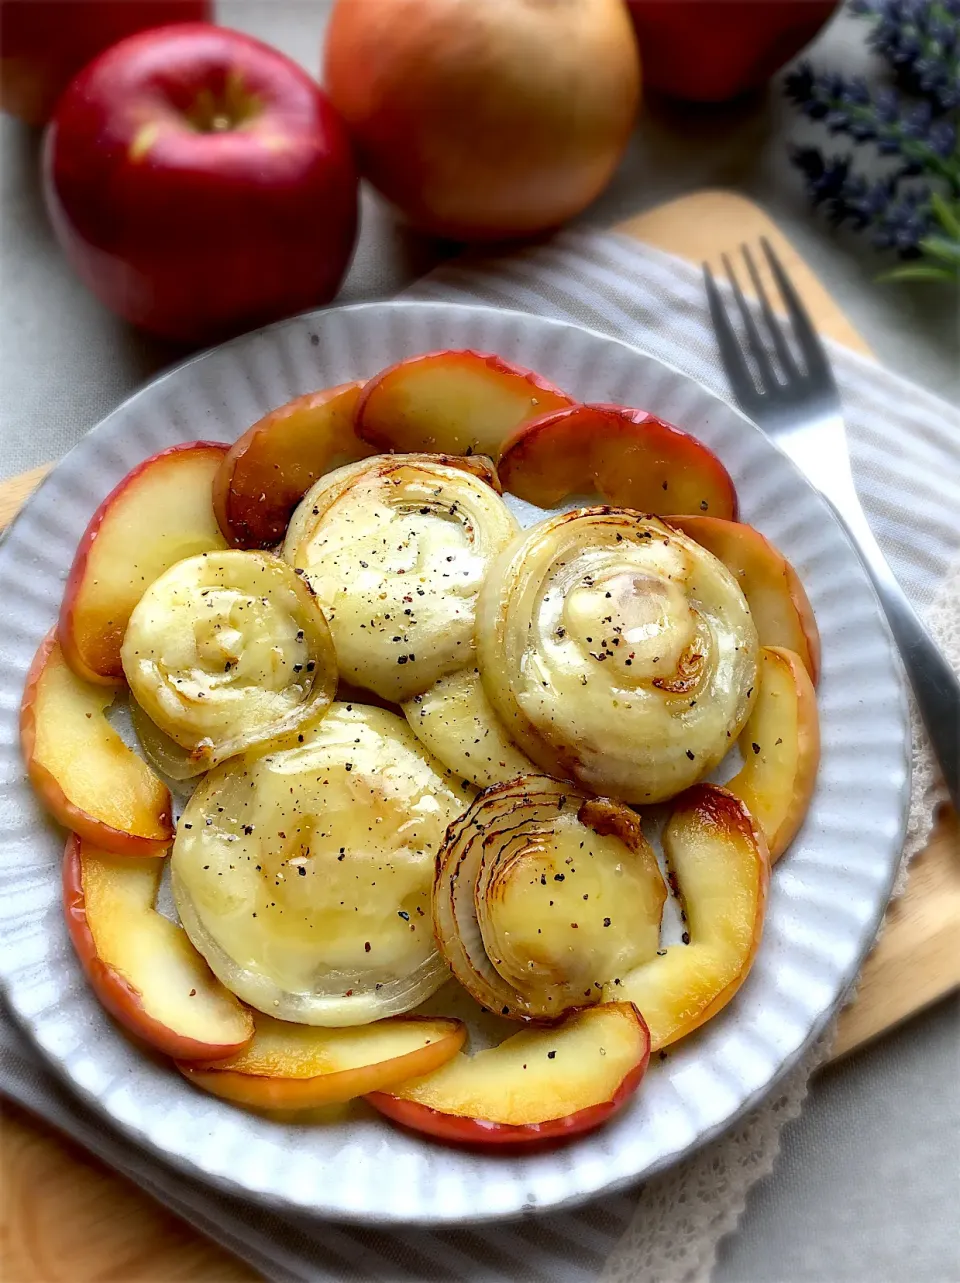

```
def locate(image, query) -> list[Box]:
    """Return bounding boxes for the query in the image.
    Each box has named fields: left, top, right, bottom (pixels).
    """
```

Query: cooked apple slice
left=214, top=383, right=375, bottom=548
left=178, top=1012, right=465, bottom=1110
left=498, top=403, right=738, bottom=518
left=368, top=1002, right=649, bottom=1145
left=402, top=667, right=537, bottom=788
left=355, top=350, right=574, bottom=461
left=21, top=632, right=172, bottom=856
left=666, top=515, right=820, bottom=683
left=606, top=785, right=769, bottom=1051
left=63, top=834, right=253, bottom=1060
left=725, top=647, right=820, bottom=861
left=59, top=441, right=229, bottom=683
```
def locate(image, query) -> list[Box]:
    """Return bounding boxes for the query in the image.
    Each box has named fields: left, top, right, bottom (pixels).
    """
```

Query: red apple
left=368, top=1003, right=650, bottom=1146
left=626, top=1, right=838, bottom=103
left=22, top=631, right=173, bottom=857
left=43, top=24, right=358, bottom=344
left=0, top=2, right=210, bottom=127
left=60, top=441, right=228, bottom=684
left=355, top=350, right=574, bottom=461
left=179, top=1013, right=466, bottom=1110
left=63, top=833, right=254, bottom=1059
left=214, top=382, right=372, bottom=548
left=498, top=403, right=738, bottom=518
left=323, top=0, right=640, bottom=240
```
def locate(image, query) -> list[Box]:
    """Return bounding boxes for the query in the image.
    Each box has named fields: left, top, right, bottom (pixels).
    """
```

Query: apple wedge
left=666, top=515, right=821, bottom=684
left=178, top=1013, right=466, bottom=1110
left=726, top=647, right=820, bottom=861
left=21, top=631, right=172, bottom=855
left=214, top=382, right=375, bottom=548
left=499, top=403, right=738, bottom=519
left=63, top=834, right=253, bottom=1060
left=59, top=441, right=229, bottom=683
left=606, top=784, right=769, bottom=1051
left=355, top=350, right=574, bottom=461
left=368, top=1003, right=649, bottom=1145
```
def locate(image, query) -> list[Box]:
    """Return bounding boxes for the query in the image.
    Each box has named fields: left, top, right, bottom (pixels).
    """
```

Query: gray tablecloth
left=1, top=4, right=957, bottom=1281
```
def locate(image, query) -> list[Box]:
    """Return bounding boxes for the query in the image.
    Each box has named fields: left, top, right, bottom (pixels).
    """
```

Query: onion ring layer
left=172, top=702, right=474, bottom=1025
left=476, top=509, right=759, bottom=803
left=122, top=550, right=337, bottom=769
left=434, top=775, right=666, bottom=1021
left=282, top=454, right=519, bottom=702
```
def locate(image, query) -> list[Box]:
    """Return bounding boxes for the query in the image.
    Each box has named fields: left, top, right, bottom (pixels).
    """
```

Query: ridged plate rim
left=0, top=300, right=910, bottom=1225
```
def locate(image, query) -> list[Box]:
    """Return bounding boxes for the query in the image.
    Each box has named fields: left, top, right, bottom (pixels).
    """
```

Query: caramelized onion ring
left=476, top=509, right=759, bottom=803
left=122, top=550, right=337, bottom=769
left=434, top=775, right=666, bottom=1021
left=283, top=453, right=519, bottom=702
left=173, top=703, right=473, bottom=1025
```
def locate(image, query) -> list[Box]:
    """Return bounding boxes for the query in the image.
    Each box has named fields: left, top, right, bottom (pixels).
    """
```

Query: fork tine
left=720, top=253, right=778, bottom=394
left=760, top=237, right=835, bottom=386
left=702, top=262, right=759, bottom=409
left=741, top=244, right=800, bottom=381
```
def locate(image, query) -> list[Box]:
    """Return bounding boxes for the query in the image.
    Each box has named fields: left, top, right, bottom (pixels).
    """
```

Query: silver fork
left=704, top=239, right=958, bottom=808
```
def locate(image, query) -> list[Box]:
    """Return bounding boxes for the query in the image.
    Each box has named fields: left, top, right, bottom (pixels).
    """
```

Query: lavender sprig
left=785, top=1, right=960, bottom=282
left=792, top=146, right=940, bottom=249
left=784, top=65, right=959, bottom=189
left=851, top=0, right=960, bottom=112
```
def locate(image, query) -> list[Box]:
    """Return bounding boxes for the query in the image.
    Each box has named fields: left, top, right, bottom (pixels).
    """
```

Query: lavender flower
left=851, top=0, right=960, bottom=112
left=784, top=63, right=959, bottom=183
left=786, top=1, right=960, bottom=282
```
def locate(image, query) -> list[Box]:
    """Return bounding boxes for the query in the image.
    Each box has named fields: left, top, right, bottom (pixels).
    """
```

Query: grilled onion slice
left=130, top=698, right=206, bottom=782
left=476, top=509, right=759, bottom=804
left=121, top=550, right=337, bottom=769
left=434, top=776, right=666, bottom=1021
left=282, top=454, right=519, bottom=702
left=172, top=703, right=473, bottom=1025
left=402, top=667, right=536, bottom=789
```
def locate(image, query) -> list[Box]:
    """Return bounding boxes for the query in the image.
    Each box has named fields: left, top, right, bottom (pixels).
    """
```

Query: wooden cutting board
left=2, top=190, right=957, bottom=1283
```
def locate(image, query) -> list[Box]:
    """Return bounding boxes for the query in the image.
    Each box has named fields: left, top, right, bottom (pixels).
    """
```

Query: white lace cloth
left=1, top=232, right=957, bottom=1283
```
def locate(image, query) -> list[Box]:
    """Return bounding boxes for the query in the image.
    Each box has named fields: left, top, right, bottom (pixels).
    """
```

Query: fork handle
left=827, top=496, right=959, bottom=810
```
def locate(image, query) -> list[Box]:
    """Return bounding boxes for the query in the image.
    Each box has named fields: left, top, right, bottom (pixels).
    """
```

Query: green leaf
left=931, top=192, right=960, bottom=241
left=876, top=263, right=958, bottom=284
left=917, top=234, right=960, bottom=266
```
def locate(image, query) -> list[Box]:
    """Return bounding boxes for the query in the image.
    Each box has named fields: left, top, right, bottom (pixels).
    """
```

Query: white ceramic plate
left=0, top=302, right=909, bottom=1225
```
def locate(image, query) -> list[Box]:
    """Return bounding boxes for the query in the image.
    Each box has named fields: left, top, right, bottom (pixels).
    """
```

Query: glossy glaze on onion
left=121, top=550, right=337, bottom=769
left=172, top=702, right=474, bottom=1025
left=282, top=453, right=519, bottom=702
left=476, top=509, right=759, bottom=803
left=434, top=775, right=666, bottom=1021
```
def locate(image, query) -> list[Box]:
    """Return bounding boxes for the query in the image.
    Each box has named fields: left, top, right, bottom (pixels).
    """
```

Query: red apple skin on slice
left=59, top=441, right=229, bottom=684
left=498, top=403, right=738, bottom=519
left=368, top=1003, right=650, bottom=1146
left=63, top=834, right=253, bottom=1060
left=355, top=350, right=574, bottom=461
left=214, top=382, right=375, bottom=548
left=667, top=515, right=821, bottom=684
left=178, top=1014, right=466, bottom=1110
left=21, top=631, right=173, bottom=856
left=726, top=646, right=820, bottom=861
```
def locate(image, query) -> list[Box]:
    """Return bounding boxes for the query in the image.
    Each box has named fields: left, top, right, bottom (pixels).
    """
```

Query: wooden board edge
left=617, top=189, right=873, bottom=358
